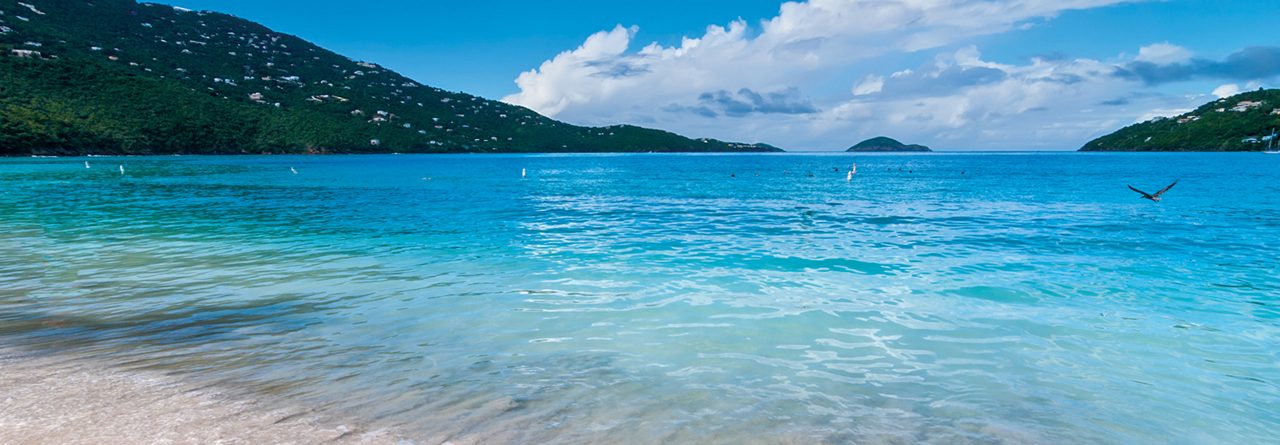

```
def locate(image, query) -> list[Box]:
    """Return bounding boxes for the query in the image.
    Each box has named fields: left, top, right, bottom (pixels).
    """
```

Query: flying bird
left=1128, top=180, right=1178, bottom=202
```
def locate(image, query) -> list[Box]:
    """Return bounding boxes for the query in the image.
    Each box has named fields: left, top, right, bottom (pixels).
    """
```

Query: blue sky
left=154, top=0, right=1280, bottom=150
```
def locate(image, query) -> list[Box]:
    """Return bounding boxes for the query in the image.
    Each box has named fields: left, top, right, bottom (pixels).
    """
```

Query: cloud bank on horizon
left=502, top=0, right=1280, bottom=150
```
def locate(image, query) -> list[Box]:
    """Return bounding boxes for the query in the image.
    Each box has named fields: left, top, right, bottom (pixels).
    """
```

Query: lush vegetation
left=0, top=0, right=779, bottom=155
left=847, top=136, right=931, bottom=152
left=1082, top=89, right=1280, bottom=151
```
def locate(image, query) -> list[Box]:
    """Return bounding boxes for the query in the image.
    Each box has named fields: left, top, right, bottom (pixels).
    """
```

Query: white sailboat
left=1266, top=129, right=1280, bottom=154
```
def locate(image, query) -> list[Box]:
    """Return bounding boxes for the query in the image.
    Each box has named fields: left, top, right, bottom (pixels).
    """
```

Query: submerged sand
left=0, top=346, right=401, bottom=445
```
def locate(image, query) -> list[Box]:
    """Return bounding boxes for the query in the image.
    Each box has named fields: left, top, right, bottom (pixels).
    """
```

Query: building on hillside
left=1233, top=101, right=1264, bottom=112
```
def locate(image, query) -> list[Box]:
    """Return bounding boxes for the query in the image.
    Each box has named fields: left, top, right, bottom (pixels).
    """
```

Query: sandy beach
left=0, top=347, right=400, bottom=445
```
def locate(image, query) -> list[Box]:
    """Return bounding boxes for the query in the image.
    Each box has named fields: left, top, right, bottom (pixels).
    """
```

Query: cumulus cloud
left=815, top=46, right=1156, bottom=148
left=689, top=88, right=818, bottom=117
left=1212, top=83, right=1241, bottom=98
left=1135, top=42, right=1193, bottom=65
left=504, top=0, right=1131, bottom=122
left=848, top=48, right=1015, bottom=99
left=852, top=74, right=885, bottom=96
left=501, top=1, right=1279, bottom=150
left=1116, top=46, right=1280, bottom=85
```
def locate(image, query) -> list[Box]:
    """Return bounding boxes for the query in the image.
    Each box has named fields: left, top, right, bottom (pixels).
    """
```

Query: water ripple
left=1, top=153, right=1277, bottom=444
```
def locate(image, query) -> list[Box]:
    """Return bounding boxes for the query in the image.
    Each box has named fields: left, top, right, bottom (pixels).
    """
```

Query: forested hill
left=846, top=137, right=931, bottom=152
left=1082, top=89, right=1280, bottom=151
left=0, top=0, right=780, bottom=155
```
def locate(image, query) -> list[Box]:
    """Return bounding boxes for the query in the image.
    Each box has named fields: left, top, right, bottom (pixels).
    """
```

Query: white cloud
left=1135, top=42, right=1193, bottom=65
left=1134, top=108, right=1193, bottom=123
left=815, top=46, right=1172, bottom=149
left=505, top=0, right=1131, bottom=114
left=501, top=0, right=1196, bottom=150
left=1212, top=83, right=1240, bottom=98
left=852, top=74, right=884, bottom=96
left=506, top=25, right=639, bottom=117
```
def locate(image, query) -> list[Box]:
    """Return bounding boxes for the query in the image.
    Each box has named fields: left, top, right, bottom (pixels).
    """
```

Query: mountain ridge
left=0, top=0, right=781, bottom=155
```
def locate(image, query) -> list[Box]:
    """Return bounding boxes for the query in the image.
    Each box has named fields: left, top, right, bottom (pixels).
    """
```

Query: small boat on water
left=1266, top=129, right=1280, bottom=154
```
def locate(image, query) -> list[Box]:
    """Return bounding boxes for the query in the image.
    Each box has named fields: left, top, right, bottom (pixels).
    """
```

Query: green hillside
left=1082, top=89, right=1280, bottom=151
left=0, top=0, right=780, bottom=155
left=847, top=136, right=931, bottom=152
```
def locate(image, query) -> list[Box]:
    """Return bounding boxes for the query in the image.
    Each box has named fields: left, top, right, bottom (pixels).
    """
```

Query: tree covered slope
left=1082, top=89, right=1280, bottom=152
left=0, top=0, right=780, bottom=155
left=846, top=136, right=931, bottom=152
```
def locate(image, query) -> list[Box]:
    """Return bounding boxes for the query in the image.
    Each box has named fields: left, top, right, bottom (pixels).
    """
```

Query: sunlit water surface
left=1, top=153, right=1277, bottom=444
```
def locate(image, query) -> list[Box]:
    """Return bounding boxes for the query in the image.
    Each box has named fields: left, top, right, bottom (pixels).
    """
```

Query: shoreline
left=6, top=150, right=1278, bottom=159
left=0, top=345, right=402, bottom=445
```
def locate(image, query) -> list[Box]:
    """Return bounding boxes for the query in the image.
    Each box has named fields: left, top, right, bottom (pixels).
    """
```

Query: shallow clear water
left=1, top=153, right=1277, bottom=444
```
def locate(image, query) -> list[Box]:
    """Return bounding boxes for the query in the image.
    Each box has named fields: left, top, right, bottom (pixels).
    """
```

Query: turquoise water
left=1, top=153, right=1277, bottom=444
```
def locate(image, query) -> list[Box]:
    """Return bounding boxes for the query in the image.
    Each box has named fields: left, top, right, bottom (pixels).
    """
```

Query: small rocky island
left=847, top=137, right=932, bottom=152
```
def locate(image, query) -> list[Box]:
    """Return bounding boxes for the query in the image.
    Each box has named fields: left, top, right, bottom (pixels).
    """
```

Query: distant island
left=0, top=0, right=780, bottom=156
left=1082, top=89, right=1280, bottom=151
left=847, top=137, right=932, bottom=152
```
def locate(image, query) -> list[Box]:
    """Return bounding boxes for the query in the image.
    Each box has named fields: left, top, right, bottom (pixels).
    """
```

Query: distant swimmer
left=290, top=167, right=298, bottom=174
left=118, top=165, right=124, bottom=175
left=850, top=163, right=858, bottom=175
left=1128, top=180, right=1179, bottom=202
left=846, top=170, right=853, bottom=182
left=85, top=161, right=90, bottom=169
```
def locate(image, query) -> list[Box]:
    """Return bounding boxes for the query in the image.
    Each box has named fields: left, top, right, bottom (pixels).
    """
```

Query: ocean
left=1, top=153, right=1276, bottom=444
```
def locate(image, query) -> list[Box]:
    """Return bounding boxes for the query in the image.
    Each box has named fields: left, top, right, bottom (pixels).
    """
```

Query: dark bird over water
left=1128, top=180, right=1179, bottom=202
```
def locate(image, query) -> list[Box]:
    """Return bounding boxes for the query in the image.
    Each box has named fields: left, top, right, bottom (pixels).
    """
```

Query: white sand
left=0, top=346, right=402, bottom=445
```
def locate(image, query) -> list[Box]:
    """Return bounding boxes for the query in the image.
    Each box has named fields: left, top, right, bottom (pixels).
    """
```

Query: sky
left=154, top=0, right=1280, bottom=151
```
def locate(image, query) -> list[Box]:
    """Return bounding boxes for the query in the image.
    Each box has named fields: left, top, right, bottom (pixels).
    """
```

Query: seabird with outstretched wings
left=1128, top=180, right=1179, bottom=202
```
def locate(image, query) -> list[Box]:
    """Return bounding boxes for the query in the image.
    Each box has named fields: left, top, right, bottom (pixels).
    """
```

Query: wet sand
left=0, top=346, right=401, bottom=445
